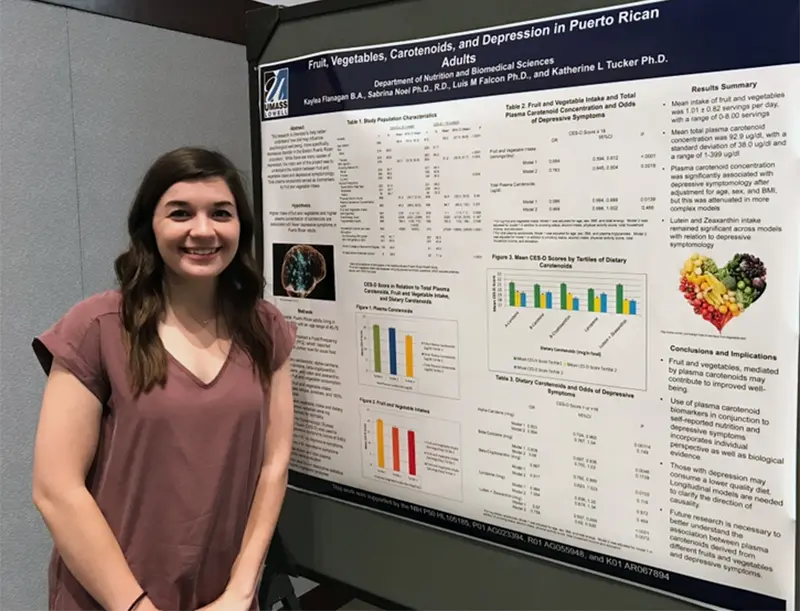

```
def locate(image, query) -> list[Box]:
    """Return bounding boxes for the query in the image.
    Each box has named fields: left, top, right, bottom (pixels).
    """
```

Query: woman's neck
left=163, top=275, right=218, bottom=326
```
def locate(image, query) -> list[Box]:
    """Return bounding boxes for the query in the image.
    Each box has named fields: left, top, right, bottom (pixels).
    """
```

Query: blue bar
left=388, top=327, right=397, bottom=375
left=573, top=297, right=579, bottom=311
left=520, top=293, right=527, bottom=307
left=545, top=292, right=553, bottom=309
left=600, top=293, right=608, bottom=313
left=630, top=300, right=637, bottom=315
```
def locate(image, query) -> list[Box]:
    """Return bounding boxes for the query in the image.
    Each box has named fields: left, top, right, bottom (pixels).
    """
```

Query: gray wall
left=0, top=1, right=250, bottom=608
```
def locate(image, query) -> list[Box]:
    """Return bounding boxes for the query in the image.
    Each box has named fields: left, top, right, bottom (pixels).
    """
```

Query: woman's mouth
left=182, top=246, right=222, bottom=257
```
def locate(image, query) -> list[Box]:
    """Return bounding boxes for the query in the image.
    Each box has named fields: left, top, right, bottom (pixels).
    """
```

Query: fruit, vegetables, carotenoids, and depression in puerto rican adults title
left=680, top=253, right=767, bottom=332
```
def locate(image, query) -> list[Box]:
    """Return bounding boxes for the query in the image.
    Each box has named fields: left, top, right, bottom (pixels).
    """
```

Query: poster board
left=249, top=0, right=799, bottom=609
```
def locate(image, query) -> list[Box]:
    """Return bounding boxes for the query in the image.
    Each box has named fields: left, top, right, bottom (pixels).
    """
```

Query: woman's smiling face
left=151, top=177, right=241, bottom=282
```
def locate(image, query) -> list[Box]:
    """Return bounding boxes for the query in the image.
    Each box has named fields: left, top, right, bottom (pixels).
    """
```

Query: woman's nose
left=189, top=215, right=215, bottom=237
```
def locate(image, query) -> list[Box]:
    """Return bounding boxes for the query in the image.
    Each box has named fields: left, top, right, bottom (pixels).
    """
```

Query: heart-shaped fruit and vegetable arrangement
left=679, top=253, right=767, bottom=331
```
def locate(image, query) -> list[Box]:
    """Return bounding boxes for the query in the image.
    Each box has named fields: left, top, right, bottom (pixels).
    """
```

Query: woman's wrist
left=127, top=591, right=147, bottom=611
left=222, top=585, right=255, bottom=607
left=131, top=594, right=159, bottom=611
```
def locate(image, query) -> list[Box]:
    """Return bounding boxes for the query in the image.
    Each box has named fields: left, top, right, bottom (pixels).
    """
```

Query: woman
left=31, top=147, right=295, bottom=611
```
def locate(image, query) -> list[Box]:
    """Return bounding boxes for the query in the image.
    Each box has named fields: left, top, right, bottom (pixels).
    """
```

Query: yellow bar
left=377, top=419, right=385, bottom=468
left=623, top=299, right=630, bottom=315
left=514, top=291, right=521, bottom=307
left=594, top=296, right=600, bottom=312
left=405, top=335, right=414, bottom=377
left=540, top=293, right=547, bottom=309
left=566, top=292, right=573, bottom=311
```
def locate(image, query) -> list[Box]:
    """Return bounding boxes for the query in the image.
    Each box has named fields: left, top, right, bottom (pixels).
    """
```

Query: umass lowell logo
left=261, top=67, right=289, bottom=119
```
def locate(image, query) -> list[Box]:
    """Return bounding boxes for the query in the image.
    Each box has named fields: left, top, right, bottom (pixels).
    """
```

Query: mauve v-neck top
left=32, top=289, right=296, bottom=611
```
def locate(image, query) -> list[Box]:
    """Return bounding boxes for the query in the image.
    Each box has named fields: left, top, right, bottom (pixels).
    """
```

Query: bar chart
left=376, top=418, right=418, bottom=476
left=361, top=408, right=463, bottom=501
left=502, top=272, right=643, bottom=316
left=371, top=325, right=415, bottom=378
left=487, top=269, right=648, bottom=390
left=356, top=313, right=460, bottom=399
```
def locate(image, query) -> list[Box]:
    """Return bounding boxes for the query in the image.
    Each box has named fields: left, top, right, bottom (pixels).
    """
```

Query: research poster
left=257, top=0, right=798, bottom=608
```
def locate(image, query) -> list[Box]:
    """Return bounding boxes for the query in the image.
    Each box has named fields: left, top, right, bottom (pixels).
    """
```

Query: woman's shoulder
left=61, top=289, right=122, bottom=325
left=255, top=298, right=297, bottom=370
left=255, top=298, right=296, bottom=337
left=32, top=289, right=122, bottom=395
left=255, top=297, right=286, bottom=322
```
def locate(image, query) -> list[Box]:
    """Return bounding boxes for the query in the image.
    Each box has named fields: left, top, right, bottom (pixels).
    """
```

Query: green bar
left=534, top=284, right=541, bottom=308
left=588, top=288, right=595, bottom=312
left=509, top=282, right=516, bottom=306
left=373, top=325, right=381, bottom=372
left=616, top=284, right=624, bottom=314
left=560, top=283, right=567, bottom=310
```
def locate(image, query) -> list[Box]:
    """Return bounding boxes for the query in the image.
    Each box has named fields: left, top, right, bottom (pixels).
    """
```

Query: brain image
left=280, top=245, right=327, bottom=298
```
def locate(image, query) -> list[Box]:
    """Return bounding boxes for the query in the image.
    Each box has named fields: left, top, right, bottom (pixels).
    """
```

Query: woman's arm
left=32, top=360, right=155, bottom=611
left=221, top=358, right=295, bottom=607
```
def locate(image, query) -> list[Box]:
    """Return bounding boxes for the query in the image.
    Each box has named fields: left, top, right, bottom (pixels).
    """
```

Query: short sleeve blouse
left=32, top=290, right=296, bottom=611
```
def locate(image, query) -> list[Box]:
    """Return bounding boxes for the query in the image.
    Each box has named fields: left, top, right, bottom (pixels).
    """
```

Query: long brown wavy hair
left=113, top=146, right=273, bottom=396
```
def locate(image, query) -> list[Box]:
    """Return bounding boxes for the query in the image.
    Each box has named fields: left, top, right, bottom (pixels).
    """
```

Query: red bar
left=408, top=430, right=416, bottom=476
left=392, top=427, right=400, bottom=471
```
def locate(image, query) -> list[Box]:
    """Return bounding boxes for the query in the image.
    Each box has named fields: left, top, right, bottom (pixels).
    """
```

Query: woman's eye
left=167, top=209, right=233, bottom=220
